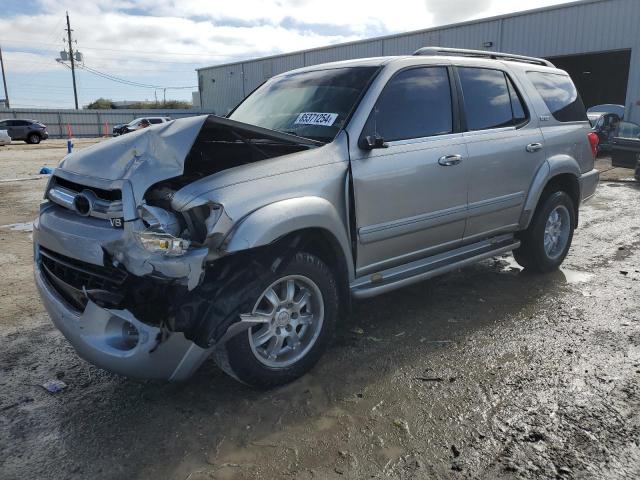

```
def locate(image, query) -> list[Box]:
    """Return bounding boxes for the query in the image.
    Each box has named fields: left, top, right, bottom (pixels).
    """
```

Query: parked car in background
left=591, top=112, right=621, bottom=154
left=587, top=104, right=625, bottom=124
left=610, top=120, right=640, bottom=168
left=34, top=47, right=599, bottom=387
left=0, top=119, right=49, bottom=144
left=0, top=129, right=10, bottom=146
left=112, top=117, right=171, bottom=136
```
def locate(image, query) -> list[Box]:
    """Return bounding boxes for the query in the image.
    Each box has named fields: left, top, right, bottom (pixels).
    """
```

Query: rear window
left=527, top=71, right=587, bottom=122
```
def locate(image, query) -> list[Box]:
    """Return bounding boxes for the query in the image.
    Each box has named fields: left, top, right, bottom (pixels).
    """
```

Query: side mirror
left=359, top=134, right=388, bottom=150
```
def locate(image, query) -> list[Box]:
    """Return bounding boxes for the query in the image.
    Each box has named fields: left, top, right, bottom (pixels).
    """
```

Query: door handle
left=438, top=154, right=462, bottom=166
left=526, top=143, right=543, bottom=153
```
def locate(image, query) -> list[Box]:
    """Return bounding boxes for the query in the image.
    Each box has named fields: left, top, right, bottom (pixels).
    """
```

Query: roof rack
left=413, top=46, right=555, bottom=67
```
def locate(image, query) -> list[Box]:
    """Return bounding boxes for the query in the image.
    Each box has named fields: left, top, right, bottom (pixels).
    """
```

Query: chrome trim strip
left=467, top=191, right=524, bottom=218
left=358, top=204, right=467, bottom=244
left=48, top=185, right=75, bottom=210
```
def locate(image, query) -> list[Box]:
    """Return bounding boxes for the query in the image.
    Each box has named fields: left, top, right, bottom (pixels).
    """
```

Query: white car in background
left=0, top=129, right=11, bottom=146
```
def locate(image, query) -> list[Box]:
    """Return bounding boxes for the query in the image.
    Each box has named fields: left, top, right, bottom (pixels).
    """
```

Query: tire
left=213, top=251, right=339, bottom=388
left=27, top=133, right=41, bottom=144
left=514, top=190, right=575, bottom=273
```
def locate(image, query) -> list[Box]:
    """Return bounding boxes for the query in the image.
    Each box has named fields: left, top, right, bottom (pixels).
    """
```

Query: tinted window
left=527, top=71, right=587, bottom=122
left=506, top=76, right=528, bottom=125
left=458, top=67, right=514, bottom=131
left=149, top=118, right=163, bottom=124
left=366, top=67, right=453, bottom=142
left=616, top=121, right=640, bottom=140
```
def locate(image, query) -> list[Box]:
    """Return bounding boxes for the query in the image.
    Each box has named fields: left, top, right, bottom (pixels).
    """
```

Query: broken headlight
left=135, top=204, right=191, bottom=256
left=135, top=231, right=191, bottom=256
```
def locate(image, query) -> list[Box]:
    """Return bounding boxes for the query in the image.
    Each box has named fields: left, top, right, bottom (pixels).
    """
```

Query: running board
left=350, top=234, right=520, bottom=299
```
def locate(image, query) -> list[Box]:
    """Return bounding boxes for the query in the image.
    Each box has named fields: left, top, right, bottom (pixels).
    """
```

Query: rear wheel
left=26, top=133, right=41, bottom=144
left=213, top=251, right=338, bottom=388
left=514, top=191, right=575, bottom=272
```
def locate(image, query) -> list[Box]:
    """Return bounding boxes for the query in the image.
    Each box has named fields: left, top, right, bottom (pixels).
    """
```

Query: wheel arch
left=520, top=158, right=581, bottom=229
left=224, top=196, right=355, bottom=282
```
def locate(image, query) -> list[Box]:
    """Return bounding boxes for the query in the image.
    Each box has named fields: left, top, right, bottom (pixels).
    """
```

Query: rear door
left=351, top=66, right=468, bottom=274
left=15, top=120, right=31, bottom=139
left=457, top=66, right=545, bottom=242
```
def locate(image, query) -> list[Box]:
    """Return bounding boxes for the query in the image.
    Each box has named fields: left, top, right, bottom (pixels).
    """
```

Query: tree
left=84, top=98, right=115, bottom=109
left=83, top=98, right=193, bottom=110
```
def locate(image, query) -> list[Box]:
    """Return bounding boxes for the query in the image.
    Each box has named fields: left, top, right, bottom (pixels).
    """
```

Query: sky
left=0, top=0, right=579, bottom=109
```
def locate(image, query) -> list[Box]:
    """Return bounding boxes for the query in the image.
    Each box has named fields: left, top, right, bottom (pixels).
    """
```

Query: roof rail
left=413, top=46, right=555, bottom=67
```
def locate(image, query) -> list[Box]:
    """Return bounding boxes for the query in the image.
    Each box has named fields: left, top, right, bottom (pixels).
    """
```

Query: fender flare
left=519, top=156, right=581, bottom=229
left=224, top=196, right=355, bottom=279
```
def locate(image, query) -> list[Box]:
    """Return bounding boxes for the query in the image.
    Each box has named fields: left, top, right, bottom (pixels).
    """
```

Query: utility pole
left=65, top=11, right=79, bottom=109
left=0, top=44, right=9, bottom=108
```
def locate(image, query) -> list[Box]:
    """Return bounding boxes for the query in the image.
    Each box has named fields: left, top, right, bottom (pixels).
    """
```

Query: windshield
left=229, top=66, right=379, bottom=142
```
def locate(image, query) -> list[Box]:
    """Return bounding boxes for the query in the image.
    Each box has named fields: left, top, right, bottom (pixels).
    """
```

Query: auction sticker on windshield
left=294, top=112, right=338, bottom=127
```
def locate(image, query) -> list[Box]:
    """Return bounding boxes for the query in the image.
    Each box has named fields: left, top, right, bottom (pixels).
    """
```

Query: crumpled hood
left=57, top=115, right=208, bottom=204
left=55, top=115, right=320, bottom=207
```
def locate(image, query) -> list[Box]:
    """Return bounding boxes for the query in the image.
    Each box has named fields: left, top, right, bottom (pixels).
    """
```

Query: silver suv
left=34, top=47, right=599, bottom=387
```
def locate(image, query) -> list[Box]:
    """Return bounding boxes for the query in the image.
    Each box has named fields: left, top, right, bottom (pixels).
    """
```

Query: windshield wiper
left=276, top=129, right=328, bottom=145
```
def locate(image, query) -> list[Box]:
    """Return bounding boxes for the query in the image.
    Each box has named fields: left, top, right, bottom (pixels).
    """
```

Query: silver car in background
left=34, top=47, right=599, bottom=387
left=0, top=129, right=10, bottom=146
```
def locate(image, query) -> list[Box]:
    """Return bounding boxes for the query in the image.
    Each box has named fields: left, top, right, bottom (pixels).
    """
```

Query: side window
left=365, top=67, right=453, bottom=142
left=616, top=121, right=640, bottom=140
left=458, top=67, right=513, bottom=131
left=527, top=71, right=587, bottom=122
left=149, top=118, right=162, bottom=124
left=506, top=75, right=528, bottom=126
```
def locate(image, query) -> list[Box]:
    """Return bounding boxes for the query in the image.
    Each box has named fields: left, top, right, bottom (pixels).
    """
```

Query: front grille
left=53, top=176, right=121, bottom=201
left=47, top=176, right=124, bottom=220
left=39, top=247, right=128, bottom=310
left=40, top=247, right=127, bottom=289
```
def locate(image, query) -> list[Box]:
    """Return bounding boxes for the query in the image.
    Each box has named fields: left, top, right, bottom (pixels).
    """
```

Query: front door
left=351, top=66, right=468, bottom=275
left=456, top=66, right=546, bottom=242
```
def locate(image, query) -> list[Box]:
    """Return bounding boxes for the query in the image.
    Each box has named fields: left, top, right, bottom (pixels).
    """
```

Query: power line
left=75, top=63, right=197, bottom=89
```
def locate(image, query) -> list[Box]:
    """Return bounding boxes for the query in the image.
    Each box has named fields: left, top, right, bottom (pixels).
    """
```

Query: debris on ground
left=40, top=379, right=67, bottom=394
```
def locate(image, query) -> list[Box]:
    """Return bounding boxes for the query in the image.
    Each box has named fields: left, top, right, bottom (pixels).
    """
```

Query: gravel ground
left=0, top=140, right=639, bottom=479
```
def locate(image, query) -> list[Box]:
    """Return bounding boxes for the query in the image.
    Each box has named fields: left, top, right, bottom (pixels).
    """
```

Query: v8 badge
left=110, top=217, right=124, bottom=228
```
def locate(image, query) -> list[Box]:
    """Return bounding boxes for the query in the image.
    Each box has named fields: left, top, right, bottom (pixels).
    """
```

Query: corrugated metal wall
left=0, top=109, right=210, bottom=138
left=198, top=0, right=640, bottom=122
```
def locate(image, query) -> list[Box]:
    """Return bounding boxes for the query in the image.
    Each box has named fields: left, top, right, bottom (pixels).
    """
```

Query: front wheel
left=514, top=191, right=575, bottom=273
left=213, top=252, right=339, bottom=388
left=26, top=133, right=41, bottom=144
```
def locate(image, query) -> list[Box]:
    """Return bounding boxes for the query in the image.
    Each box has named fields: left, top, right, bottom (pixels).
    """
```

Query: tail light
left=587, top=132, right=599, bottom=158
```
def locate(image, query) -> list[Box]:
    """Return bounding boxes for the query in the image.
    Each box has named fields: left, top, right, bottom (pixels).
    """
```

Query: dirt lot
left=1, top=140, right=639, bottom=479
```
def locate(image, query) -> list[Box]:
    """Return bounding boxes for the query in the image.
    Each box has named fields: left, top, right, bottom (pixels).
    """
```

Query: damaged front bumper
left=35, top=264, right=213, bottom=380
left=33, top=201, right=216, bottom=380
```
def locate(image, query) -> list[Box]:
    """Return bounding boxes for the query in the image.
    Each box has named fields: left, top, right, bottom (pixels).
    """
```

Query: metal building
left=197, top=0, right=640, bottom=122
